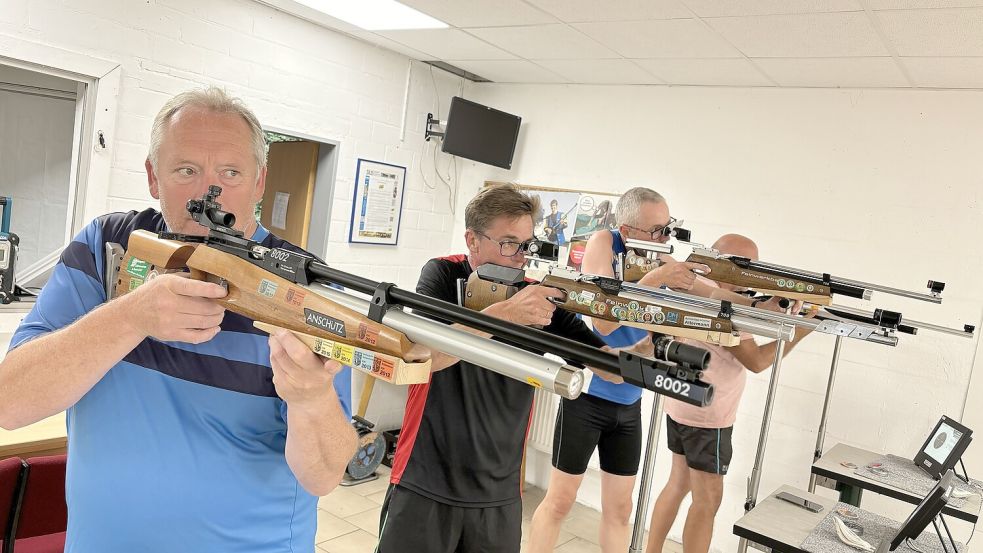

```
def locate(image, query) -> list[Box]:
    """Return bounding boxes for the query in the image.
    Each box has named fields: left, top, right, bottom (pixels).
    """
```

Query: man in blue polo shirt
left=530, top=187, right=709, bottom=552
left=0, top=87, right=357, bottom=552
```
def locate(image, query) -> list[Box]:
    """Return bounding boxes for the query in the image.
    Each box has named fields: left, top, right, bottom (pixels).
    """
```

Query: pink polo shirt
left=664, top=280, right=753, bottom=429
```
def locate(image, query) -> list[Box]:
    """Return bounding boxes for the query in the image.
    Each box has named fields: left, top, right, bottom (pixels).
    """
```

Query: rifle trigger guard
left=368, top=282, right=398, bottom=323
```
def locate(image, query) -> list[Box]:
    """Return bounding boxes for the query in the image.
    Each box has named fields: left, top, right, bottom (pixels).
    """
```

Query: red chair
left=11, top=455, right=66, bottom=553
left=1, top=456, right=27, bottom=553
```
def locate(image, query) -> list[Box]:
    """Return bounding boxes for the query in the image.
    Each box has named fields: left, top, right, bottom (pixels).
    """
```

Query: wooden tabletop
left=0, top=331, right=68, bottom=461
left=733, top=485, right=838, bottom=553
left=0, top=413, right=67, bottom=460
left=812, top=443, right=981, bottom=523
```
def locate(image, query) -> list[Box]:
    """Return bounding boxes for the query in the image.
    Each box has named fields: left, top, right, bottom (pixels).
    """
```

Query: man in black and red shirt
left=376, top=184, right=619, bottom=552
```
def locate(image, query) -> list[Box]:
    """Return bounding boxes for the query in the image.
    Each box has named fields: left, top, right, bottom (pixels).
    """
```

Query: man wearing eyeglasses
left=376, top=183, right=622, bottom=553
left=529, top=187, right=708, bottom=553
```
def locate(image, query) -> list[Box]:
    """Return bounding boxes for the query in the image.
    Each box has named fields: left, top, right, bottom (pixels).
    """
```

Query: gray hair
left=615, top=187, right=665, bottom=226
left=148, top=86, right=268, bottom=171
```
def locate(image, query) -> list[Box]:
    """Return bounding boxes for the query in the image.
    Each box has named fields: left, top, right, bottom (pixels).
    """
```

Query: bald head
left=712, top=234, right=759, bottom=260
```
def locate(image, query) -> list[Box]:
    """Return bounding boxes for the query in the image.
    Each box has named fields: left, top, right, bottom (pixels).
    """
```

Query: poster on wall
left=486, top=182, right=620, bottom=268
left=349, top=159, right=407, bottom=246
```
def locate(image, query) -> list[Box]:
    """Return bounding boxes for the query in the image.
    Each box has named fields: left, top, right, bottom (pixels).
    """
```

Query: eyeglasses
left=476, top=231, right=534, bottom=257
left=624, top=217, right=677, bottom=240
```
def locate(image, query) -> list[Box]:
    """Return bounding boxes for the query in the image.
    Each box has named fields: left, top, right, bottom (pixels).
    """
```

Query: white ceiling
left=266, top=0, right=983, bottom=89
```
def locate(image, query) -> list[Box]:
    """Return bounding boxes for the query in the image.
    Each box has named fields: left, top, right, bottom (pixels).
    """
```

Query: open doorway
left=259, top=129, right=338, bottom=257
left=0, top=63, right=81, bottom=298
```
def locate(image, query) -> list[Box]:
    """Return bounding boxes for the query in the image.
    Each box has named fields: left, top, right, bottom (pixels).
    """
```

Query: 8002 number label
left=653, top=374, right=691, bottom=397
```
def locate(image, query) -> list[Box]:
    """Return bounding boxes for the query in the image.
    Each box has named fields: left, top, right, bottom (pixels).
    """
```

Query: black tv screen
left=441, top=97, right=521, bottom=169
left=882, top=470, right=954, bottom=551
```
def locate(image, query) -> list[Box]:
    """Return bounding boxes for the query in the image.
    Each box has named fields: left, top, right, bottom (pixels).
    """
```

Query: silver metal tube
left=618, top=284, right=795, bottom=341
left=308, top=284, right=585, bottom=399
left=622, top=284, right=899, bottom=346
left=629, top=393, right=666, bottom=553
left=624, top=239, right=673, bottom=255
left=737, top=330, right=789, bottom=553
left=825, top=305, right=973, bottom=338
left=808, top=335, right=844, bottom=493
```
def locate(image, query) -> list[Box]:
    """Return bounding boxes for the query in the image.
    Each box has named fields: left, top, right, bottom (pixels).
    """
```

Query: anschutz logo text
left=303, top=308, right=346, bottom=337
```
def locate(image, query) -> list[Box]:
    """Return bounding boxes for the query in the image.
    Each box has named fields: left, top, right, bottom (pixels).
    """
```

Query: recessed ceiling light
left=293, top=0, right=448, bottom=30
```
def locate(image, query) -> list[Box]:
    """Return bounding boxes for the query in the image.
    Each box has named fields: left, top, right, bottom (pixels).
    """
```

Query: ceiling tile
left=633, top=58, right=773, bottom=86
left=466, top=24, right=620, bottom=59
left=681, top=0, right=862, bottom=17
left=349, top=30, right=436, bottom=60
left=867, top=0, right=983, bottom=8
left=376, top=29, right=516, bottom=60
left=446, top=59, right=568, bottom=83
left=574, top=19, right=743, bottom=58
left=706, top=12, right=889, bottom=57
left=396, top=0, right=557, bottom=27
left=524, top=0, right=693, bottom=22
left=876, top=8, right=983, bottom=56
left=903, top=57, right=983, bottom=88
left=533, top=59, right=664, bottom=84
left=754, top=57, right=910, bottom=87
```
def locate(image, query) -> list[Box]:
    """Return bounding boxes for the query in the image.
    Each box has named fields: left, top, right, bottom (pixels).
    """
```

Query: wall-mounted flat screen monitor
left=441, top=96, right=521, bottom=170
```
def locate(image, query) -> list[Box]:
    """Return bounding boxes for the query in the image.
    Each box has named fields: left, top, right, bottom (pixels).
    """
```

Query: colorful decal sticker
left=358, top=322, right=380, bottom=346
left=286, top=288, right=306, bottom=307
left=126, top=257, right=150, bottom=278
left=258, top=279, right=279, bottom=298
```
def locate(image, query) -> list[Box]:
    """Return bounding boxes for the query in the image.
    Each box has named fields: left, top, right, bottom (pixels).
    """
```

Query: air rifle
left=110, top=186, right=713, bottom=404
left=463, top=264, right=798, bottom=346
left=683, top=243, right=943, bottom=306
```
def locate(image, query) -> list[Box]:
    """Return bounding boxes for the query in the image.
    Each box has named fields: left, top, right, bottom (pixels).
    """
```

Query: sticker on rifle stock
left=806, top=284, right=815, bottom=292
left=776, top=278, right=786, bottom=288
left=358, top=322, right=379, bottom=346
left=795, top=282, right=806, bottom=292
left=333, top=342, right=355, bottom=365
left=373, top=357, right=395, bottom=379
left=126, top=257, right=150, bottom=278
left=683, top=316, right=712, bottom=329
left=258, top=279, right=279, bottom=298
left=666, top=311, right=679, bottom=324
left=128, top=276, right=144, bottom=291
left=579, top=290, right=596, bottom=302
left=653, top=311, right=666, bottom=324
left=526, top=377, right=543, bottom=388
left=304, top=308, right=347, bottom=337
left=286, top=287, right=306, bottom=306
left=786, top=280, right=796, bottom=289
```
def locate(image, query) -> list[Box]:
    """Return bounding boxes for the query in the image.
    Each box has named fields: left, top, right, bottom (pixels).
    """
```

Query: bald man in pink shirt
left=645, top=234, right=816, bottom=553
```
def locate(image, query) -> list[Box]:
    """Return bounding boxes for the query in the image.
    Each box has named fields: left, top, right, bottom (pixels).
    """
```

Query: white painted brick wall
left=4, top=0, right=471, bottom=431
left=462, top=83, right=983, bottom=552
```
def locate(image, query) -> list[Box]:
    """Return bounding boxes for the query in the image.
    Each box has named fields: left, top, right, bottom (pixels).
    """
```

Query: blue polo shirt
left=9, top=209, right=352, bottom=553
left=584, top=230, right=647, bottom=405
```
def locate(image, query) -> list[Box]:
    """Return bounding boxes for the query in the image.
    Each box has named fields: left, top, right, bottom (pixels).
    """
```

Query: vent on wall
left=422, top=60, right=491, bottom=83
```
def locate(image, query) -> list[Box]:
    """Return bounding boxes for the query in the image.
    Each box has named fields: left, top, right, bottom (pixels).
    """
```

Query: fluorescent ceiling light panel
left=294, top=0, right=448, bottom=30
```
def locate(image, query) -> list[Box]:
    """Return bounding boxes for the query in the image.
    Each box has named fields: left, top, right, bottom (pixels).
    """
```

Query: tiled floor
left=315, top=466, right=683, bottom=553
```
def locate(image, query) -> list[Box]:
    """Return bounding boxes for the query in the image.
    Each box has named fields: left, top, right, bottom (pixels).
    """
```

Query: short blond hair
left=148, top=86, right=267, bottom=171
left=466, top=183, right=540, bottom=233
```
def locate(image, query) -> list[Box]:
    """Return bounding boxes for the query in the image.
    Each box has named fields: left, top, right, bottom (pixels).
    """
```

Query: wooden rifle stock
left=464, top=264, right=740, bottom=346
left=114, top=230, right=431, bottom=371
left=686, top=252, right=834, bottom=305
left=622, top=250, right=660, bottom=282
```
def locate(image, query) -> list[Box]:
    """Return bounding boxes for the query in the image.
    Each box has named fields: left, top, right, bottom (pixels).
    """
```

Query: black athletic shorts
left=376, top=484, right=522, bottom=553
left=551, top=393, right=642, bottom=477
left=666, top=415, right=733, bottom=475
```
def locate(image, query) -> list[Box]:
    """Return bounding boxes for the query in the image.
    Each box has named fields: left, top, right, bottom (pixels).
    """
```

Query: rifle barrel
left=307, top=261, right=622, bottom=375
left=307, top=283, right=586, bottom=399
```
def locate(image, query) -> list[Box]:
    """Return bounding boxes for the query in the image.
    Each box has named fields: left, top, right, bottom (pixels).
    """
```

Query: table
left=0, top=330, right=68, bottom=460
left=733, top=485, right=838, bottom=553
left=812, top=443, right=980, bottom=523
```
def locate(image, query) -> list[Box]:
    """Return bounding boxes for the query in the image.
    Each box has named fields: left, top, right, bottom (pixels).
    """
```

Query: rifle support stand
left=628, top=392, right=667, bottom=553
left=736, top=325, right=792, bottom=553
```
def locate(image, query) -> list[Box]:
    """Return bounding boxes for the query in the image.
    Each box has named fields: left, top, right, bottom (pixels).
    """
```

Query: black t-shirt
left=389, top=255, right=606, bottom=507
